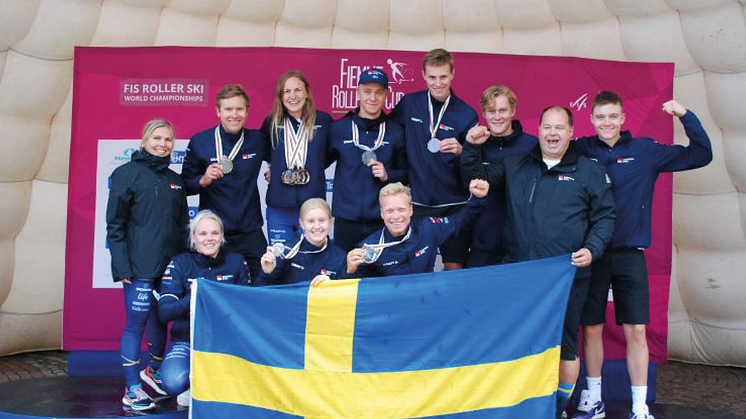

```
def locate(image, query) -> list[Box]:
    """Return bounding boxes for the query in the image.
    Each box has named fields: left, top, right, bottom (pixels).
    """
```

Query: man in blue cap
left=327, top=68, right=407, bottom=251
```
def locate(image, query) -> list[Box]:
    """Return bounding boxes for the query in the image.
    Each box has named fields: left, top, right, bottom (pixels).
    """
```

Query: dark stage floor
left=1, top=351, right=745, bottom=418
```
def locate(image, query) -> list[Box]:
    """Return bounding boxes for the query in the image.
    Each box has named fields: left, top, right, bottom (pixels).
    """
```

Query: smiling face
left=282, top=76, right=308, bottom=119
left=484, top=94, right=515, bottom=137
left=192, top=217, right=223, bottom=259
left=357, top=82, right=388, bottom=119
left=216, top=95, right=248, bottom=134
left=591, top=102, right=626, bottom=145
left=422, top=64, right=454, bottom=102
left=142, top=126, right=175, bottom=157
left=300, top=208, right=331, bottom=247
left=380, top=193, right=413, bottom=237
left=539, top=108, right=573, bottom=161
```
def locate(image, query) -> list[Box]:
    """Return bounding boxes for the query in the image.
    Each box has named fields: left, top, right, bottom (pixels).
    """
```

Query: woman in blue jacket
left=256, top=198, right=348, bottom=285
left=158, top=210, right=250, bottom=406
left=260, top=70, right=333, bottom=246
left=106, top=119, right=189, bottom=411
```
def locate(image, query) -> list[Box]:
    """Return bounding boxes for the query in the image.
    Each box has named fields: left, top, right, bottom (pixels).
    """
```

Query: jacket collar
left=193, top=249, right=226, bottom=268
left=529, top=142, right=579, bottom=172
left=131, top=149, right=171, bottom=171
left=488, top=120, right=525, bottom=145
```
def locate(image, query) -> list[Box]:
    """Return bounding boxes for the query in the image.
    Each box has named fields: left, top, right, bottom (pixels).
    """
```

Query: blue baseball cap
left=359, top=68, right=389, bottom=88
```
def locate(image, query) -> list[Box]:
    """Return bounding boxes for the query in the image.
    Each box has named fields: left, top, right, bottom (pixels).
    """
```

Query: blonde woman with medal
left=388, top=49, right=478, bottom=271
left=181, top=84, right=270, bottom=281
left=313, top=180, right=488, bottom=282
left=256, top=198, right=348, bottom=286
left=326, top=69, right=407, bottom=252
left=106, top=119, right=189, bottom=411
left=261, top=70, right=333, bottom=246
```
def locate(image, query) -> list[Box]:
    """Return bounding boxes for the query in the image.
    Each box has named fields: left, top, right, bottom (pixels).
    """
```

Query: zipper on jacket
left=528, top=174, right=539, bottom=203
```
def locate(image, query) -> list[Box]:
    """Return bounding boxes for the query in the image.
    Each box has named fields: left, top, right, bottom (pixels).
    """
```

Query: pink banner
left=65, top=46, right=673, bottom=363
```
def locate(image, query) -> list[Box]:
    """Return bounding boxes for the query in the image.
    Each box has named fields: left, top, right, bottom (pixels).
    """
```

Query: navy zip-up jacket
left=355, top=196, right=486, bottom=277
left=260, top=111, right=333, bottom=209
left=573, top=110, right=712, bottom=249
left=182, top=125, right=269, bottom=236
left=462, top=142, right=616, bottom=277
left=327, top=110, right=407, bottom=222
left=158, top=251, right=250, bottom=342
left=255, top=238, right=348, bottom=286
left=471, top=121, right=538, bottom=253
left=106, top=150, right=189, bottom=281
left=389, top=90, right=478, bottom=207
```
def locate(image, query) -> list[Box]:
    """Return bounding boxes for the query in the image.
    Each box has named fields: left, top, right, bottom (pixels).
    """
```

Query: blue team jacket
left=390, top=90, right=478, bottom=207
left=181, top=125, right=269, bottom=236
left=355, top=196, right=486, bottom=277
left=327, top=111, right=407, bottom=222
left=470, top=121, right=538, bottom=254
left=158, top=251, right=250, bottom=342
left=255, top=238, right=348, bottom=286
left=573, top=111, right=712, bottom=249
left=260, top=111, right=333, bottom=209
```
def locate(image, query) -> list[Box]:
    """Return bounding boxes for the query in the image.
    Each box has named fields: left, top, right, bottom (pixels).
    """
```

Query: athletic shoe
left=572, top=390, right=606, bottom=418
left=122, top=384, right=156, bottom=411
left=140, top=366, right=167, bottom=395
left=629, top=408, right=654, bottom=419
left=177, top=389, right=191, bottom=407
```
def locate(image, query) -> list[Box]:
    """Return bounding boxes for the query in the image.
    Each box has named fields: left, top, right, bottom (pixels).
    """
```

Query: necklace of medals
left=281, top=118, right=310, bottom=185
left=362, top=226, right=412, bottom=263
left=352, top=120, right=386, bottom=165
left=214, top=126, right=244, bottom=174
left=426, top=91, right=451, bottom=153
left=273, top=235, right=328, bottom=260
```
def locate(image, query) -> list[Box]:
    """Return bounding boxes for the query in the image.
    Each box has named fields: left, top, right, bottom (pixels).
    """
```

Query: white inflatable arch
left=0, top=0, right=744, bottom=366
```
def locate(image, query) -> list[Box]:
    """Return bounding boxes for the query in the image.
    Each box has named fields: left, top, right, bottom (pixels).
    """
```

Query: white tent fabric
left=0, top=0, right=743, bottom=366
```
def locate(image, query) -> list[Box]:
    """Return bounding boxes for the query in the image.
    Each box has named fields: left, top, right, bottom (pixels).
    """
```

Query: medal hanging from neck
left=281, top=118, right=310, bottom=185
left=273, top=235, right=327, bottom=260
left=214, top=126, right=245, bottom=174
left=427, top=91, right=451, bottom=153
left=362, top=226, right=412, bottom=263
left=352, top=120, right=386, bottom=165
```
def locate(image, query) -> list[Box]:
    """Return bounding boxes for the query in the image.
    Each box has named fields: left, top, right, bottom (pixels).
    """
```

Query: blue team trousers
left=266, top=206, right=301, bottom=245
left=160, top=341, right=191, bottom=395
left=120, top=278, right=167, bottom=388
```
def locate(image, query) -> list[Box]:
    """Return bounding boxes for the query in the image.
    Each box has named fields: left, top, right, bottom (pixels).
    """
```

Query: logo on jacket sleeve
left=428, top=217, right=449, bottom=224
left=558, top=175, right=575, bottom=182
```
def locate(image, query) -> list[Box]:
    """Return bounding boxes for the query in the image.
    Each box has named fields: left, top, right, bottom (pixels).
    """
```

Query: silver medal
left=363, top=246, right=378, bottom=263
left=362, top=150, right=377, bottom=165
left=272, top=242, right=286, bottom=259
left=219, top=156, right=233, bottom=174
left=427, top=138, right=440, bottom=153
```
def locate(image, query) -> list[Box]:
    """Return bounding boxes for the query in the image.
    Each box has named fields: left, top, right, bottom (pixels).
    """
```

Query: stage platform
left=1, top=376, right=746, bottom=419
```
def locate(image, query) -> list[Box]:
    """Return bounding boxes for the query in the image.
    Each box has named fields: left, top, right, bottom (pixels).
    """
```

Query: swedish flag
left=190, top=255, right=575, bottom=418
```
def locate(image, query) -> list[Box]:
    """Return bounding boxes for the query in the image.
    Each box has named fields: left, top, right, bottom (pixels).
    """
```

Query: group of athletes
left=106, top=48, right=713, bottom=418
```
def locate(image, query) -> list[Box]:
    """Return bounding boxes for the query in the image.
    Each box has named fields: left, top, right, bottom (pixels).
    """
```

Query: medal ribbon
left=351, top=120, right=386, bottom=152
left=284, top=118, right=309, bottom=170
left=214, top=126, right=245, bottom=163
left=362, top=226, right=412, bottom=263
left=427, top=91, right=451, bottom=139
left=282, top=235, right=328, bottom=260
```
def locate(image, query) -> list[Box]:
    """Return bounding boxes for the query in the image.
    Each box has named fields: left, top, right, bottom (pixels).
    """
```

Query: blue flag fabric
left=190, top=255, right=576, bottom=419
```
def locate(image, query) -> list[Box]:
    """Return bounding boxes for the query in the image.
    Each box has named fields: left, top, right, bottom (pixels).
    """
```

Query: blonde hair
left=379, top=182, right=411, bottom=205
left=139, top=118, right=174, bottom=150
left=422, top=48, right=454, bottom=72
left=299, top=198, right=332, bottom=221
left=480, top=85, right=517, bottom=114
left=189, top=210, right=225, bottom=251
left=269, top=70, right=318, bottom=148
left=215, top=84, right=250, bottom=109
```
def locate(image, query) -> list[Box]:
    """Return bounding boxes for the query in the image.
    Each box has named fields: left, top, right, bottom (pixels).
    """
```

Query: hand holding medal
left=199, top=163, right=225, bottom=188
left=260, top=245, right=279, bottom=274
left=367, top=160, right=388, bottom=182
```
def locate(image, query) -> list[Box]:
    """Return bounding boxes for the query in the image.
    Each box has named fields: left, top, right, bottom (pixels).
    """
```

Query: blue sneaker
left=122, top=384, right=155, bottom=411
left=140, top=366, right=167, bottom=395
left=572, top=390, right=605, bottom=419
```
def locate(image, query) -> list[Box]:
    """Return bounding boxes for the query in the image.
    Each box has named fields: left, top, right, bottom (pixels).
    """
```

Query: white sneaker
left=176, top=389, right=191, bottom=407
left=629, top=405, right=654, bottom=419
